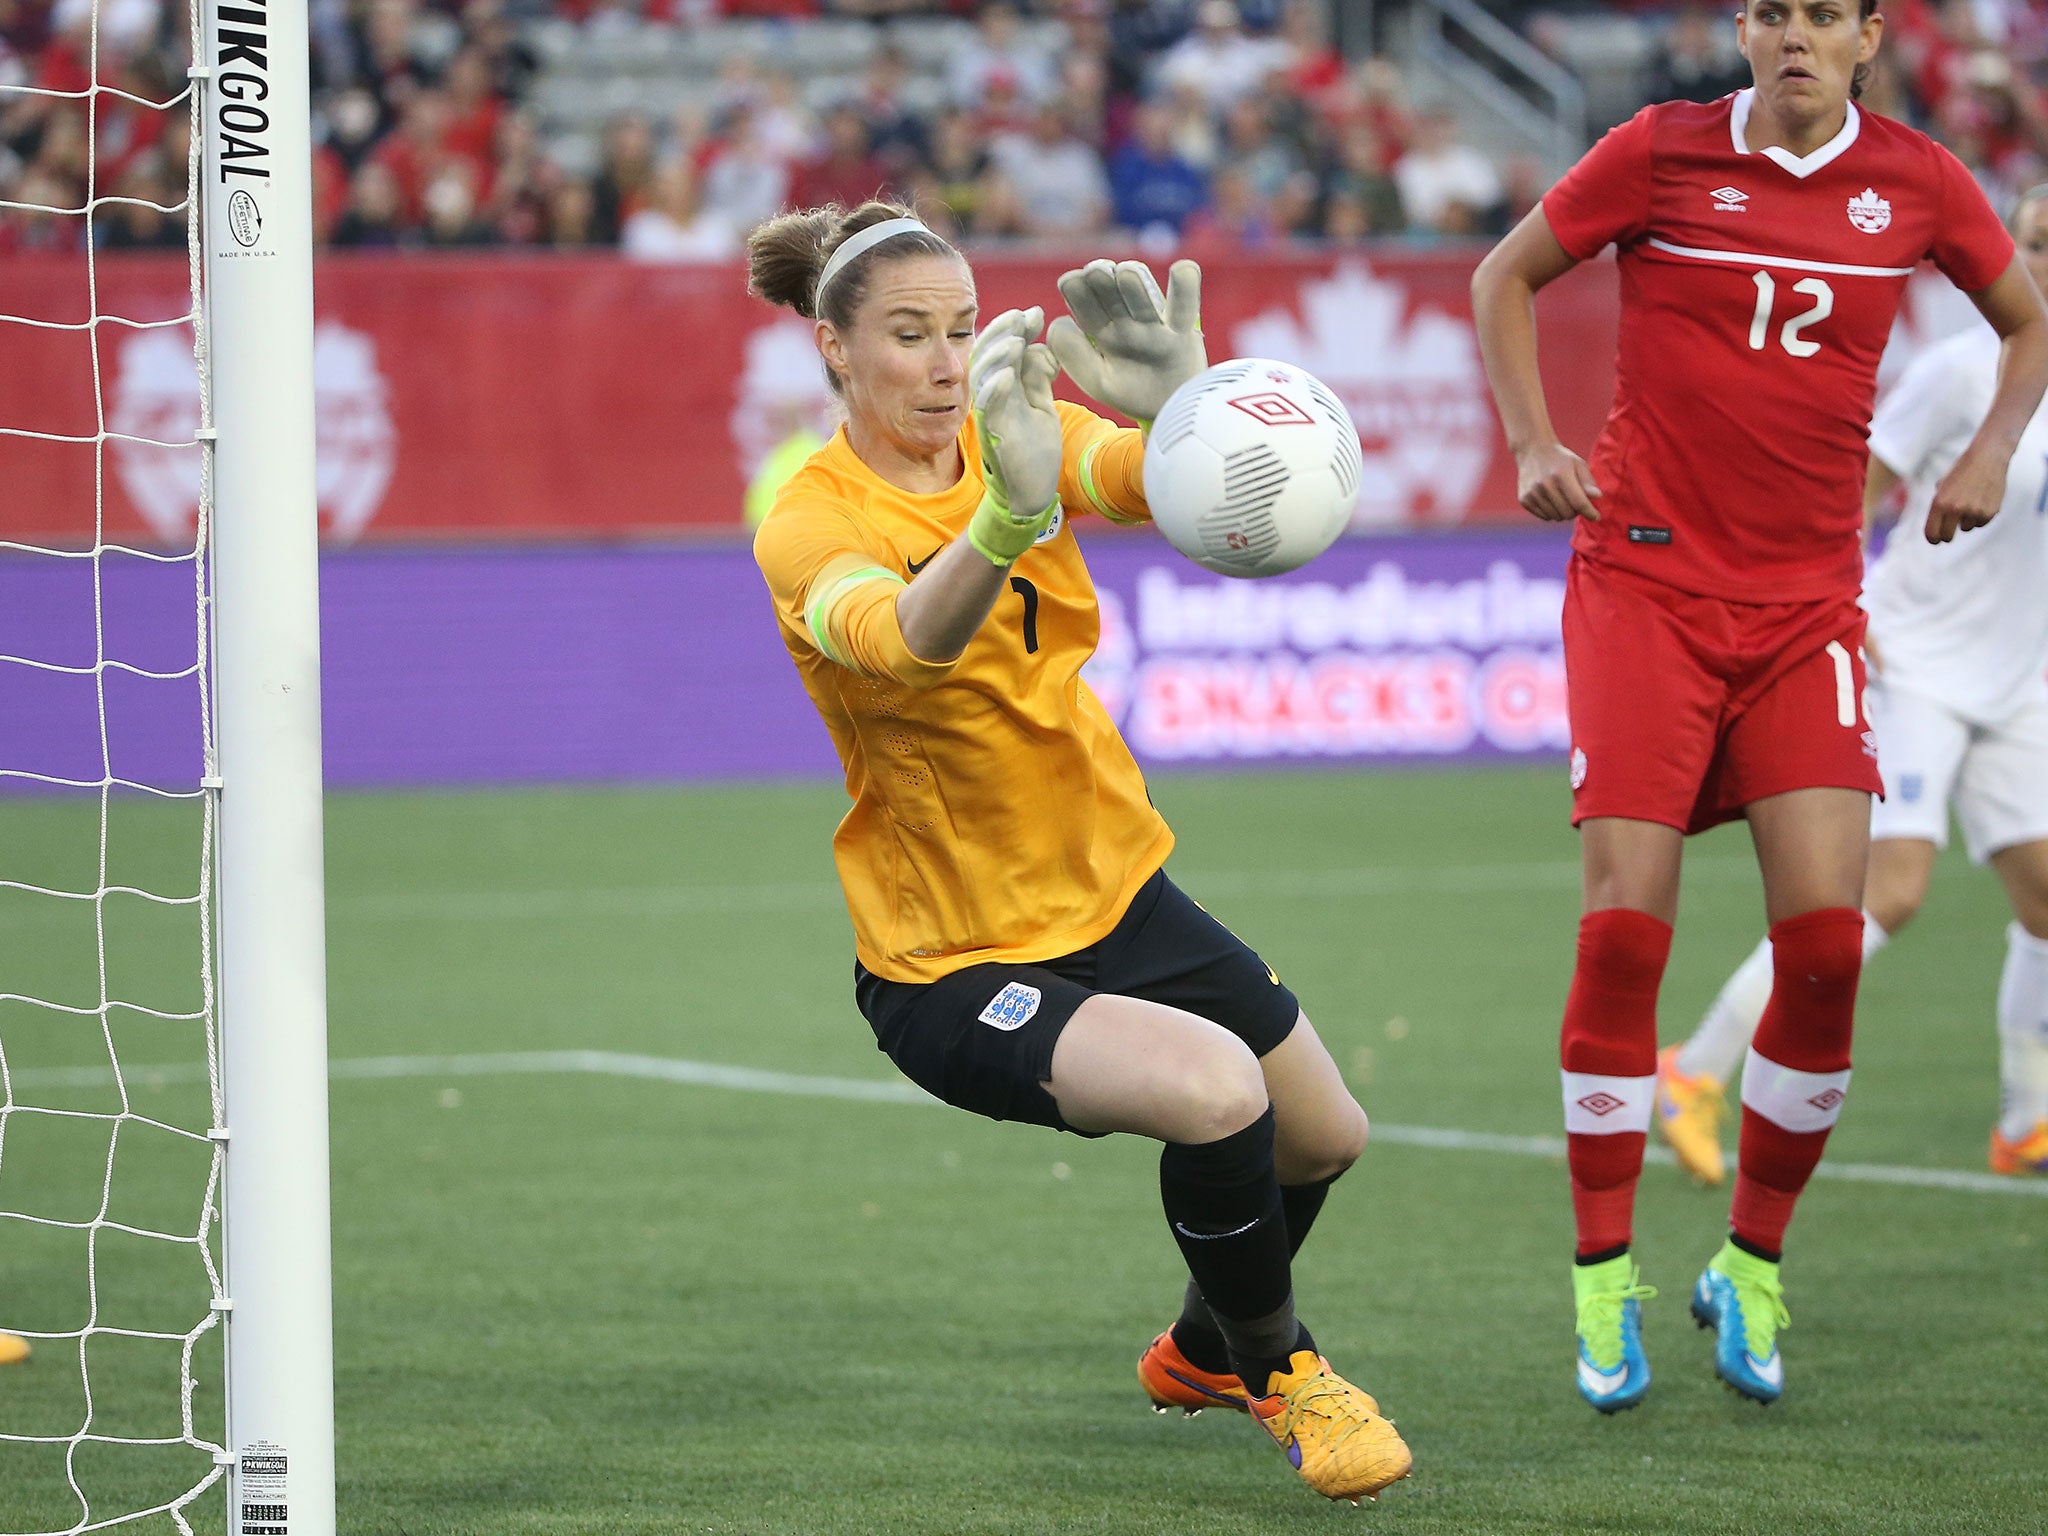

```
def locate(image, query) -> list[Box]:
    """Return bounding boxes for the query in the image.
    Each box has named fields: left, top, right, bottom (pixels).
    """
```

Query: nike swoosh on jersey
left=907, top=548, right=941, bottom=575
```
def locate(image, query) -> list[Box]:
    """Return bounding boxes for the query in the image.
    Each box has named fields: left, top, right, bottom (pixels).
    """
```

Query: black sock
left=1159, top=1108, right=1300, bottom=1388
left=1225, top=1312, right=1317, bottom=1398
left=1169, top=1303, right=1315, bottom=1391
left=1281, top=1176, right=1335, bottom=1256
left=1171, top=1281, right=1232, bottom=1372
left=1172, top=1171, right=1338, bottom=1373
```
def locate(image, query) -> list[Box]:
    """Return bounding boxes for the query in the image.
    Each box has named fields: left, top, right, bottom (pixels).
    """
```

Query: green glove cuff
left=968, top=489, right=1058, bottom=567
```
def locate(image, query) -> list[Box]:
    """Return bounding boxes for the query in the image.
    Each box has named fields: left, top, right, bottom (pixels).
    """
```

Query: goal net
left=0, top=0, right=333, bottom=1526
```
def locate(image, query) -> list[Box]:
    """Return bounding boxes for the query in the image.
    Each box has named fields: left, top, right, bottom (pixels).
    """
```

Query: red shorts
left=1563, top=557, right=1882, bottom=834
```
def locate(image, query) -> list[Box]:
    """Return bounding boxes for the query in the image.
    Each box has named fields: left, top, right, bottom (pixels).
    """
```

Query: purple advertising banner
left=0, top=528, right=1571, bottom=792
left=1085, top=530, right=1569, bottom=766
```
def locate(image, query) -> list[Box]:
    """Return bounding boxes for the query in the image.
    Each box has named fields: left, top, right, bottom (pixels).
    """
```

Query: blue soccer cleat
left=1692, top=1240, right=1789, bottom=1403
left=1572, top=1254, right=1655, bottom=1413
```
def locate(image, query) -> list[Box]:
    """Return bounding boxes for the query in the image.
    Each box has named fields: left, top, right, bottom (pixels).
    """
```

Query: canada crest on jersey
left=1847, top=187, right=1892, bottom=234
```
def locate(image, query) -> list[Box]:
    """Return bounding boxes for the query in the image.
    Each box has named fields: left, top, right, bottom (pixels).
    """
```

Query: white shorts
left=1867, top=682, right=2048, bottom=863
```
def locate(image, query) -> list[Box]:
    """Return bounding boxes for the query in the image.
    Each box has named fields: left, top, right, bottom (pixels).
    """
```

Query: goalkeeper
left=747, top=200, right=1410, bottom=1506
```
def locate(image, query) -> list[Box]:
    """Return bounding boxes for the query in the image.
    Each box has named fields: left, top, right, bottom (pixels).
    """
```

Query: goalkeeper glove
left=1046, top=258, right=1206, bottom=430
left=967, top=307, right=1064, bottom=567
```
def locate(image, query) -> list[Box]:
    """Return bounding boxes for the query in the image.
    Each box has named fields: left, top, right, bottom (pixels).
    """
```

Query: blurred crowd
left=5, top=0, right=2048, bottom=256
left=1579, top=0, right=2048, bottom=217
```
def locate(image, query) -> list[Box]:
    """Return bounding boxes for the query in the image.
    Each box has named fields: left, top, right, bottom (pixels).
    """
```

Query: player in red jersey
left=1472, top=0, right=2048, bottom=1410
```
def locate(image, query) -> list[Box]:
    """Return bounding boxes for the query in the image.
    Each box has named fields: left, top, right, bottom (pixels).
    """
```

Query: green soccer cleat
left=1692, top=1239, right=1789, bottom=1403
left=1573, top=1254, right=1655, bottom=1413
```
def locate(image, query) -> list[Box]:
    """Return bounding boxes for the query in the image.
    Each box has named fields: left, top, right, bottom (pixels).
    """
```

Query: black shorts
left=854, top=868, right=1303, bottom=1135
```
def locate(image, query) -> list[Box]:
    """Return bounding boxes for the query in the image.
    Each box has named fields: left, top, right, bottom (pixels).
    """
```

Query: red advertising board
left=0, top=250, right=1622, bottom=544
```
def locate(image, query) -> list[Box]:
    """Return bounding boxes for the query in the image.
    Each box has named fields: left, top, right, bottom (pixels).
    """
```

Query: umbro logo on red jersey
left=1710, top=185, right=1749, bottom=212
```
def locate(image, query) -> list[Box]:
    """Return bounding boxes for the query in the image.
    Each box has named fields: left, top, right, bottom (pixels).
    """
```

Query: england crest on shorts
left=979, top=982, right=1043, bottom=1031
left=1847, top=188, right=1891, bottom=234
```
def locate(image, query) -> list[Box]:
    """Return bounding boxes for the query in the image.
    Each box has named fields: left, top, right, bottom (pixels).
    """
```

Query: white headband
left=815, top=217, right=931, bottom=306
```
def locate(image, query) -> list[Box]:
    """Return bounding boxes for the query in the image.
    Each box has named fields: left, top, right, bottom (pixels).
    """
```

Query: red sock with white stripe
left=1561, top=909, right=1672, bottom=1257
left=1732, top=907, right=1863, bottom=1256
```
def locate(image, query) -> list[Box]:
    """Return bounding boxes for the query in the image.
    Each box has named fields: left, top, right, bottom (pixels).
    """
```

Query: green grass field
left=2, top=767, right=2043, bottom=1534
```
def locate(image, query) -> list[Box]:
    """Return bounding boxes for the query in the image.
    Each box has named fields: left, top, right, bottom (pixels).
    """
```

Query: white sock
left=1676, top=911, right=1889, bottom=1087
left=1997, top=922, right=2048, bottom=1140
left=1677, top=937, right=1773, bottom=1085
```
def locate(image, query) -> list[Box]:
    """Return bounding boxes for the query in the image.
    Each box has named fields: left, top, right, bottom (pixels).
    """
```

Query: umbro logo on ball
left=1225, top=392, right=1316, bottom=428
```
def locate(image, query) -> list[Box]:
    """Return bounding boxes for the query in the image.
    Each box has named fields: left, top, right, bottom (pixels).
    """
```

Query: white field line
left=13, top=1049, right=2042, bottom=1200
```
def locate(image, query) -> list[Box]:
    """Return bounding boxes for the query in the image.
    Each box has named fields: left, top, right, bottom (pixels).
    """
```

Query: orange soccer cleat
left=1248, top=1350, right=1413, bottom=1505
left=1990, top=1121, right=2048, bottom=1175
left=1137, top=1330, right=1248, bottom=1415
left=1655, top=1045, right=1728, bottom=1186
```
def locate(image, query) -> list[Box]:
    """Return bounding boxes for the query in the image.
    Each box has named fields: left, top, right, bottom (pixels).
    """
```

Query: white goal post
left=199, top=0, right=337, bottom=1526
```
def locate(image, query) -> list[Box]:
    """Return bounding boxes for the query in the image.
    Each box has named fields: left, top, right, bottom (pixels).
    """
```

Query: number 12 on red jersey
left=1748, top=272, right=1834, bottom=358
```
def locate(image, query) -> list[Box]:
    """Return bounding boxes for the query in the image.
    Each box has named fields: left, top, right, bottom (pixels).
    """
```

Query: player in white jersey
left=1657, top=187, right=2048, bottom=1182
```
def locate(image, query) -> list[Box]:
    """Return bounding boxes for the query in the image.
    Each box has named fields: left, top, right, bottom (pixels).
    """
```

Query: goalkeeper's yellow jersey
left=754, top=401, right=1173, bottom=985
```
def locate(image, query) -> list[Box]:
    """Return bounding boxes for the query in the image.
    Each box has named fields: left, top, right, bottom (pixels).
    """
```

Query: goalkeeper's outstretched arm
left=897, top=306, right=1065, bottom=663
left=892, top=538, right=1011, bottom=666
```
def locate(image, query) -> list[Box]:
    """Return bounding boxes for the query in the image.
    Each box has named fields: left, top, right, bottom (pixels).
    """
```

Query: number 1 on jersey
left=1009, top=576, right=1040, bottom=654
left=1748, top=271, right=1834, bottom=358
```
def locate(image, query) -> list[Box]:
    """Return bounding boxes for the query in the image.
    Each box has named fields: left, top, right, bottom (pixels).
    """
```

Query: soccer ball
left=1141, top=358, right=1362, bottom=578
